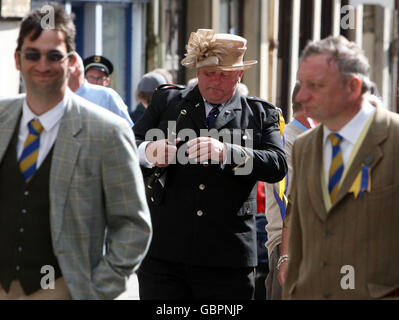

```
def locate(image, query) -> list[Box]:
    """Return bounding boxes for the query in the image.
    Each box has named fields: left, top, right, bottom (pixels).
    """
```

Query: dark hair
left=16, top=3, right=76, bottom=53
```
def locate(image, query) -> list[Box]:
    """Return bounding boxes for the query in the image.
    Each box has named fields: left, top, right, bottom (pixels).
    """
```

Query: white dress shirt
left=323, top=99, right=376, bottom=185
left=17, top=90, right=69, bottom=169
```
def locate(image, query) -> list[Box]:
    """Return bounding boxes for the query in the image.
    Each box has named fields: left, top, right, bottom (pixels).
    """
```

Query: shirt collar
left=323, top=98, right=376, bottom=146
left=22, top=89, right=69, bottom=132
left=203, top=98, right=225, bottom=109
left=75, top=79, right=89, bottom=95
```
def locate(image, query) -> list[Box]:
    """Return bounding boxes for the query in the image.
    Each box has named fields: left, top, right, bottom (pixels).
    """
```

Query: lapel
left=213, top=90, right=242, bottom=129
left=0, top=97, right=24, bottom=162
left=50, top=94, right=82, bottom=243
left=331, top=104, right=387, bottom=208
left=306, top=126, right=329, bottom=221
left=182, top=86, right=207, bottom=130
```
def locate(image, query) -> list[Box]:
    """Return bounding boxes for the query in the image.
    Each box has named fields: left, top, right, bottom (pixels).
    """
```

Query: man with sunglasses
left=0, top=4, right=151, bottom=299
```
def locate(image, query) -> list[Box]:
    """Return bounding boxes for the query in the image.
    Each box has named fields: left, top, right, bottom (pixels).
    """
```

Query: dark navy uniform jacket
left=133, top=84, right=287, bottom=268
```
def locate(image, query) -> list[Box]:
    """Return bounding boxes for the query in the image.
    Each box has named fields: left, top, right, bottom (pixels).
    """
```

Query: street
left=115, top=273, right=140, bottom=300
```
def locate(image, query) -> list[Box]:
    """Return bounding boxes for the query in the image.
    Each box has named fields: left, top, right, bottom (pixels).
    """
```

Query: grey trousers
left=265, top=244, right=283, bottom=300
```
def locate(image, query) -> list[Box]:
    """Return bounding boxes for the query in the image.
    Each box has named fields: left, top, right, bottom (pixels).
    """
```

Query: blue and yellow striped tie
left=19, top=119, right=44, bottom=183
left=328, top=133, right=344, bottom=203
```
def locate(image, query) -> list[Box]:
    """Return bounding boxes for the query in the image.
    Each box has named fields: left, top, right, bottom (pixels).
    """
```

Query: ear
left=103, top=77, right=110, bottom=86
left=346, top=75, right=362, bottom=100
left=67, top=54, right=77, bottom=74
left=14, top=50, right=21, bottom=71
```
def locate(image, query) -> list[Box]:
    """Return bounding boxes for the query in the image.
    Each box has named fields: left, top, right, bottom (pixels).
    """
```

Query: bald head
left=68, top=51, right=85, bottom=91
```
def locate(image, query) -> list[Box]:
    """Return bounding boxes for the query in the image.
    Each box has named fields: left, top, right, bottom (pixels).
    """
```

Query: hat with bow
left=181, top=29, right=257, bottom=71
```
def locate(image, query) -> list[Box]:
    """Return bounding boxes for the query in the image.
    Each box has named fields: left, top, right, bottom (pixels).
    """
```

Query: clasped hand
left=186, top=137, right=226, bottom=163
left=146, top=137, right=227, bottom=167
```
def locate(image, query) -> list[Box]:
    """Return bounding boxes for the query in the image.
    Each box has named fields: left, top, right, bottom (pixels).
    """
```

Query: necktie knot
left=205, top=105, right=221, bottom=128
left=329, top=133, right=343, bottom=146
left=28, top=119, right=44, bottom=136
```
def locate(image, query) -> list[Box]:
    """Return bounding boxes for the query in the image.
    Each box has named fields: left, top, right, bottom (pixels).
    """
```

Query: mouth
left=33, top=72, right=54, bottom=81
left=207, top=87, right=222, bottom=92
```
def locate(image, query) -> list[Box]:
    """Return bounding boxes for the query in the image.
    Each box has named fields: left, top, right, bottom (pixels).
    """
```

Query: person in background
left=237, top=82, right=249, bottom=97
left=254, top=180, right=269, bottom=300
left=0, top=4, right=151, bottom=300
left=133, top=28, right=287, bottom=300
left=282, top=35, right=399, bottom=299
left=130, top=71, right=167, bottom=124
left=187, top=77, right=198, bottom=88
left=265, top=82, right=317, bottom=300
left=68, top=52, right=133, bottom=127
left=152, top=68, right=174, bottom=84
left=83, top=55, right=113, bottom=87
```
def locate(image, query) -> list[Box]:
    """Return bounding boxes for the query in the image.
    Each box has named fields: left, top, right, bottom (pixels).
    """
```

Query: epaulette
left=157, top=84, right=186, bottom=91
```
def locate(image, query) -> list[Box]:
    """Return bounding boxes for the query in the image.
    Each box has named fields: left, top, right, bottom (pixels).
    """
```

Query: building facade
left=2, top=0, right=398, bottom=117
left=148, top=0, right=399, bottom=119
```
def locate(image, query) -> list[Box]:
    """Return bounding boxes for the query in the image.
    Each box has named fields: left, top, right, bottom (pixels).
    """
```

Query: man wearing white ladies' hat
left=133, top=29, right=287, bottom=299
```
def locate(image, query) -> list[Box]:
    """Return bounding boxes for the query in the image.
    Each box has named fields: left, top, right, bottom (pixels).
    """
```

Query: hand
left=145, top=139, right=179, bottom=167
left=186, top=137, right=226, bottom=163
left=277, top=260, right=288, bottom=287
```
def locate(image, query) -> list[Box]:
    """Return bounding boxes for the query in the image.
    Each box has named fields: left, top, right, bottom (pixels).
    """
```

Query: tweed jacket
left=283, top=100, right=399, bottom=299
left=133, top=85, right=287, bottom=268
left=0, top=93, right=152, bottom=299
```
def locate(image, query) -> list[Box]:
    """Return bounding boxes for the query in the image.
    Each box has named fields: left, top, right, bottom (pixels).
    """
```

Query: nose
left=36, top=55, right=51, bottom=71
left=296, top=85, right=310, bottom=103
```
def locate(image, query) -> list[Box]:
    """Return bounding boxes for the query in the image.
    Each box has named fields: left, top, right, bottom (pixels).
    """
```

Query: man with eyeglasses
left=83, top=55, right=113, bottom=87
left=0, top=4, right=151, bottom=299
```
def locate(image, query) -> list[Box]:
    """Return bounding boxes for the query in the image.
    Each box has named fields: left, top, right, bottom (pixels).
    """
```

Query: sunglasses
left=18, top=50, right=73, bottom=62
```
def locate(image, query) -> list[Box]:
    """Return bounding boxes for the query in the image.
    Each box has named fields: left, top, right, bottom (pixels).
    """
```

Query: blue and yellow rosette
left=349, top=165, right=371, bottom=198
left=273, top=108, right=288, bottom=219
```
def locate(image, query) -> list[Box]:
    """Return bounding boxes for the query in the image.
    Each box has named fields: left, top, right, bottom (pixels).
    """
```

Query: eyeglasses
left=18, top=50, right=73, bottom=62
left=86, top=75, right=109, bottom=83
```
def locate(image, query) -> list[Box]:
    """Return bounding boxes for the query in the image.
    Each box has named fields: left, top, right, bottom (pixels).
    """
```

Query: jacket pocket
left=368, top=282, right=399, bottom=299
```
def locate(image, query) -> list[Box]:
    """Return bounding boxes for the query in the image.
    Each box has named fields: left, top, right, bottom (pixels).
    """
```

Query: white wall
left=0, top=21, right=21, bottom=97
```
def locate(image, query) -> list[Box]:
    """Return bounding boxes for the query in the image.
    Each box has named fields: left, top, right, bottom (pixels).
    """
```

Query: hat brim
left=85, top=62, right=110, bottom=76
left=199, top=60, right=258, bottom=71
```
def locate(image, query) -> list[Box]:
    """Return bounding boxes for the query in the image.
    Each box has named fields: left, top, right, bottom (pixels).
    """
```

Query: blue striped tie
left=205, top=105, right=220, bottom=128
left=19, top=119, right=44, bottom=183
left=328, top=133, right=344, bottom=202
